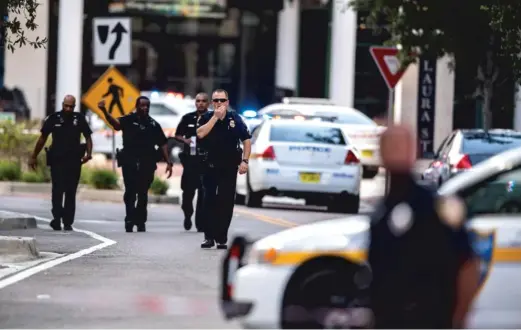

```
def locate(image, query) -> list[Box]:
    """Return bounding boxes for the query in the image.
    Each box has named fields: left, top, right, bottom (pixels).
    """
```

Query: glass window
left=463, top=132, right=521, bottom=154
left=270, top=124, right=346, bottom=145
left=149, top=103, right=178, bottom=116
left=461, top=166, right=521, bottom=215
left=314, top=110, right=376, bottom=126
left=251, top=123, right=262, bottom=143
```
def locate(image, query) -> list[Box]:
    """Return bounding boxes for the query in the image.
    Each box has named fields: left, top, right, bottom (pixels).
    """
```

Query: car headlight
left=246, top=246, right=278, bottom=265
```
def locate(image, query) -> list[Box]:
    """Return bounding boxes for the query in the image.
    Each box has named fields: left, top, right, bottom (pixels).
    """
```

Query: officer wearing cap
left=98, top=96, right=173, bottom=233
left=196, top=89, right=251, bottom=249
left=174, top=92, right=209, bottom=232
left=368, top=125, right=480, bottom=329
left=29, top=95, right=93, bottom=231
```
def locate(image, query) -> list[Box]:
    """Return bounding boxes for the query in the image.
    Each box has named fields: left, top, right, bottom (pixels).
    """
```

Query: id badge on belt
left=190, top=136, right=197, bottom=155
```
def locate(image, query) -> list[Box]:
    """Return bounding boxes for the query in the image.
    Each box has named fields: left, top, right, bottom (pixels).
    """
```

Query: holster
left=115, top=148, right=125, bottom=168
left=45, top=147, right=52, bottom=166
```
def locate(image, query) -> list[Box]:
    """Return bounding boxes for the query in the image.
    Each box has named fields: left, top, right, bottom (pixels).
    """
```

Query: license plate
left=300, top=172, right=321, bottom=183
left=361, top=150, right=373, bottom=157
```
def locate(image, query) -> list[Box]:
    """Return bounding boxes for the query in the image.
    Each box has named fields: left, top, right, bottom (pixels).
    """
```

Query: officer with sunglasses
left=196, top=89, right=252, bottom=249
left=174, top=92, right=209, bottom=232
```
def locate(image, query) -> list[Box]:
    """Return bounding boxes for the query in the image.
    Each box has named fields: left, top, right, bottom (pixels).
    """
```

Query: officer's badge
left=230, top=120, right=235, bottom=128
left=388, top=203, right=414, bottom=236
left=73, top=118, right=78, bottom=126
left=436, top=196, right=466, bottom=229
left=468, top=229, right=495, bottom=291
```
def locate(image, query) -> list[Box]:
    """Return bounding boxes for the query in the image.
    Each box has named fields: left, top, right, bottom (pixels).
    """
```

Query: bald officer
left=29, top=95, right=93, bottom=231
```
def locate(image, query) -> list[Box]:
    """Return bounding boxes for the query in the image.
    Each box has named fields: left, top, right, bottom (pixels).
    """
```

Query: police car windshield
left=149, top=103, right=178, bottom=116
left=462, top=131, right=521, bottom=164
left=270, top=124, right=346, bottom=145
left=313, top=111, right=376, bottom=126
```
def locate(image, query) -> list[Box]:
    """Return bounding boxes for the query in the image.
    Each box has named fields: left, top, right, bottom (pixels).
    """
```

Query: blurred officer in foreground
left=98, top=96, right=173, bottom=233
left=29, top=95, right=93, bottom=231
left=196, top=89, right=251, bottom=249
left=174, top=92, right=209, bottom=232
left=368, top=125, right=480, bottom=328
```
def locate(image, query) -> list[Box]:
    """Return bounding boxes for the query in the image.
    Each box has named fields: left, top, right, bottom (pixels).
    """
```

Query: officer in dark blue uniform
left=174, top=92, right=209, bottom=232
left=98, top=96, right=173, bottom=233
left=196, top=89, right=252, bottom=249
left=368, top=125, right=480, bottom=329
left=29, top=95, right=93, bottom=231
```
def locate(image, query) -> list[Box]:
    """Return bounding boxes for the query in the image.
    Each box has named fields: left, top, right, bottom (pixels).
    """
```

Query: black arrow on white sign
left=109, top=22, right=128, bottom=60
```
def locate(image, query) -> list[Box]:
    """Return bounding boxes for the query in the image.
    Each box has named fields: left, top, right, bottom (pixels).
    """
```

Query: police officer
left=29, top=95, right=93, bottom=231
left=368, top=125, right=480, bottom=328
left=97, top=96, right=173, bottom=233
left=174, top=92, right=209, bottom=232
left=196, top=89, right=251, bottom=249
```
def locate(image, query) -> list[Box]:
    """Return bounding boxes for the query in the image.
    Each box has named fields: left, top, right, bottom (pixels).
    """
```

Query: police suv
left=235, top=118, right=363, bottom=213
left=222, top=146, right=521, bottom=329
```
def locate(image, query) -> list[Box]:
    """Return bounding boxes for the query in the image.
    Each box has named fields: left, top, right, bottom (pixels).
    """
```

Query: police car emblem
left=468, top=229, right=495, bottom=291
left=388, top=203, right=413, bottom=236
left=230, top=120, right=235, bottom=128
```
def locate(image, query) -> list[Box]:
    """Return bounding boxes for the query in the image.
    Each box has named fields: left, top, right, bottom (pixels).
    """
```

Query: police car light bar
left=282, top=97, right=336, bottom=105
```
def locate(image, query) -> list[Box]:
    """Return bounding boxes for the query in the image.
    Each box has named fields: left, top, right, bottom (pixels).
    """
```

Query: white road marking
left=0, top=213, right=116, bottom=290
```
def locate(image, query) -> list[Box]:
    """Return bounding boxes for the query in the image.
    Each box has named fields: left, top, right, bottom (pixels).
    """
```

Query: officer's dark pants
left=50, top=161, right=82, bottom=225
left=180, top=157, right=205, bottom=229
left=121, top=161, right=156, bottom=225
left=203, top=165, right=238, bottom=243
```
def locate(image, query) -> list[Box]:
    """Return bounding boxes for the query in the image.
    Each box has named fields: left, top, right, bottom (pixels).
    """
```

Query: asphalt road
left=0, top=181, right=378, bottom=329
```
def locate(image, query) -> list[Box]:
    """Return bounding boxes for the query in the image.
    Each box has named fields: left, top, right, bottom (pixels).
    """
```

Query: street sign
left=93, top=17, right=132, bottom=66
left=81, top=66, right=140, bottom=129
left=369, top=47, right=406, bottom=89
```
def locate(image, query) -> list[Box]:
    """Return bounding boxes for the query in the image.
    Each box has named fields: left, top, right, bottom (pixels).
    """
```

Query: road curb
left=0, top=236, right=39, bottom=262
left=0, top=211, right=38, bottom=230
left=0, top=182, right=179, bottom=205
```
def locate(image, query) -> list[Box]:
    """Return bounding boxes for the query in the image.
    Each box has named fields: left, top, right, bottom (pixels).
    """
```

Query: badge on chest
left=229, top=119, right=235, bottom=128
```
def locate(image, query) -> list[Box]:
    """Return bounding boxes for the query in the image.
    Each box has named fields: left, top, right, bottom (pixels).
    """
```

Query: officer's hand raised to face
left=213, top=104, right=226, bottom=118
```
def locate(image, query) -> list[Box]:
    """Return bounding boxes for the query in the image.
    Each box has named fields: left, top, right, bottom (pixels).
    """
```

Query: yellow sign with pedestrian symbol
left=81, top=66, right=140, bottom=129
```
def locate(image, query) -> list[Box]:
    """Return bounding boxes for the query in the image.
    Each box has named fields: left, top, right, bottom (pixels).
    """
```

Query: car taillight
left=260, top=146, right=276, bottom=160
left=345, top=150, right=360, bottom=164
left=455, top=154, right=472, bottom=169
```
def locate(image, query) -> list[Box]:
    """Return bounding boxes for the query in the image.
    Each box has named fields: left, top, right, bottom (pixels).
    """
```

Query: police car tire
left=327, top=194, right=359, bottom=214
left=281, top=258, right=367, bottom=329
left=245, top=173, right=263, bottom=208
left=362, top=167, right=378, bottom=179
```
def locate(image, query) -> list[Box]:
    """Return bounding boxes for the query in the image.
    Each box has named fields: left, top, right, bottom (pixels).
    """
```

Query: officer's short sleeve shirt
left=40, top=111, right=93, bottom=157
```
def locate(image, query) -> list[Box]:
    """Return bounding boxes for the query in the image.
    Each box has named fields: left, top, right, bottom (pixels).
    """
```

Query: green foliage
left=80, top=166, right=94, bottom=185
left=21, top=170, right=46, bottom=182
left=149, top=177, right=169, bottom=195
left=2, top=0, right=48, bottom=52
left=88, top=168, right=119, bottom=190
left=0, top=160, right=21, bottom=181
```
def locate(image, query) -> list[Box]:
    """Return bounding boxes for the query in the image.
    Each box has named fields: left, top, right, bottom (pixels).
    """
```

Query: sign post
left=369, top=46, right=407, bottom=195
left=81, top=66, right=140, bottom=171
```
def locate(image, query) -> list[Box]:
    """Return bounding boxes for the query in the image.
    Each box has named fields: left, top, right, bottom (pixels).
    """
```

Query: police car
left=257, top=98, right=385, bottom=179
left=222, top=146, right=521, bottom=329
left=235, top=118, right=362, bottom=213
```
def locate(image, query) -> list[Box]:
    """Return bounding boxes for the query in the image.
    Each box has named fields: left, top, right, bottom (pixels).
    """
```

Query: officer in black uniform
left=174, top=92, right=209, bottom=232
left=29, top=95, right=93, bottom=231
left=97, top=96, right=173, bottom=233
left=368, top=125, right=480, bottom=329
left=196, top=89, right=252, bottom=249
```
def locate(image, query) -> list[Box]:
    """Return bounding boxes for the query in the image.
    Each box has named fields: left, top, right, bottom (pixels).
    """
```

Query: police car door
left=457, top=166, right=521, bottom=328
left=236, top=123, right=264, bottom=197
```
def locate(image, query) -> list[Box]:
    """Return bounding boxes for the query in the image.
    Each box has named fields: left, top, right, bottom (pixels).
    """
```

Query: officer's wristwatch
left=242, top=159, right=249, bottom=164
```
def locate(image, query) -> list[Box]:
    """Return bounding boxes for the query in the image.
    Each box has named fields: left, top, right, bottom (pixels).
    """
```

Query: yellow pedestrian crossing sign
left=81, top=66, right=140, bottom=129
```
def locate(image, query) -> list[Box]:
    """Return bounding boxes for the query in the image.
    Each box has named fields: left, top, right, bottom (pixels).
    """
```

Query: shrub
left=80, top=166, right=94, bottom=184
left=0, top=160, right=21, bottom=181
left=88, top=169, right=119, bottom=190
left=21, top=171, right=47, bottom=183
left=150, top=177, right=169, bottom=195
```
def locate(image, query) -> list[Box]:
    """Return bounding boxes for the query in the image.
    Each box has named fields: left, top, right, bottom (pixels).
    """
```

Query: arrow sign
left=93, top=17, right=132, bottom=66
left=109, top=22, right=127, bottom=60
left=369, top=47, right=406, bottom=89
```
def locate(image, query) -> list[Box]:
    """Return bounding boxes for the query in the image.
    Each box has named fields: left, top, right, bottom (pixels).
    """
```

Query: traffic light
left=227, top=0, right=286, bottom=12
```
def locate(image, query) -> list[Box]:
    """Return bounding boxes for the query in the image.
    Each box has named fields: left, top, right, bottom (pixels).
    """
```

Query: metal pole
left=384, top=87, right=394, bottom=196
left=111, top=131, right=116, bottom=172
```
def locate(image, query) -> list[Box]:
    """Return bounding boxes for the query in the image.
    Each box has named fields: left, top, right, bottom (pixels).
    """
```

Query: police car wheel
left=327, top=194, right=359, bottom=214
left=245, top=173, right=263, bottom=208
left=362, top=167, right=378, bottom=179
left=281, top=258, right=369, bottom=329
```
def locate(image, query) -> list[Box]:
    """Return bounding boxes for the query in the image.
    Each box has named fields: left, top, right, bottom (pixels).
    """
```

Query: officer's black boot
left=201, top=239, right=215, bottom=249
left=137, top=224, right=146, bottom=232
left=125, top=222, right=133, bottom=233
left=49, top=219, right=61, bottom=231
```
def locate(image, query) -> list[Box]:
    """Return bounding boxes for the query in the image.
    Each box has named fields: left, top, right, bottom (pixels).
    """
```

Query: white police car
left=235, top=118, right=363, bottom=213
left=222, top=146, right=521, bottom=329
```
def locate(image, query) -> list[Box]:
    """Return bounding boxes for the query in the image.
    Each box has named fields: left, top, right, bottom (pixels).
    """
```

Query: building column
left=514, top=85, right=521, bottom=130
left=55, top=0, right=84, bottom=112
left=274, top=0, right=299, bottom=97
left=328, top=3, right=357, bottom=107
